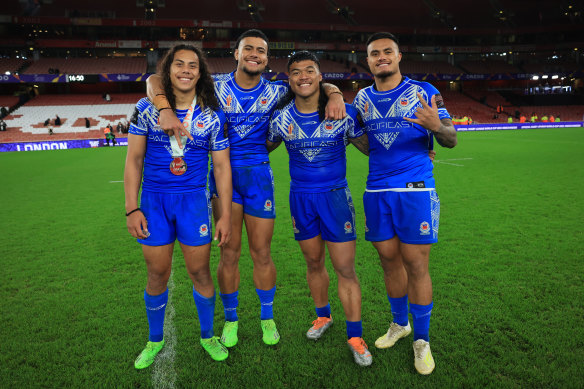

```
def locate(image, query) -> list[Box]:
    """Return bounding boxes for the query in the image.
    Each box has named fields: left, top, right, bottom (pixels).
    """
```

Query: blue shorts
left=209, top=163, right=276, bottom=219
left=290, top=188, right=356, bottom=243
left=363, top=190, right=440, bottom=244
left=138, top=189, right=212, bottom=247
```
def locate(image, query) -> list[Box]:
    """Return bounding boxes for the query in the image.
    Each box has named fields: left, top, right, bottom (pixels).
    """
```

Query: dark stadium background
left=0, top=2, right=583, bottom=388
left=0, top=0, right=582, bottom=148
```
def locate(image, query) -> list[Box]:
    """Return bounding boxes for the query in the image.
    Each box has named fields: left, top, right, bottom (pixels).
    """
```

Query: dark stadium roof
left=12, top=0, right=584, bottom=33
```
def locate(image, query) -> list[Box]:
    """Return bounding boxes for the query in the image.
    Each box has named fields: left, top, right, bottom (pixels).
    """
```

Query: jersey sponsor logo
left=374, top=132, right=399, bottom=150
left=292, top=216, right=300, bottom=233
left=199, top=224, right=209, bottom=237
left=344, top=221, right=353, bottom=233
left=264, top=199, right=273, bottom=211
left=419, top=221, right=430, bottom=235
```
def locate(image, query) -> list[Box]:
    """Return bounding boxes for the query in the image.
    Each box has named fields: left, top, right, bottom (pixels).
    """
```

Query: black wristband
left=126, top=208, right=141, bottom=217
left=158, top=107, right=171, bottom=112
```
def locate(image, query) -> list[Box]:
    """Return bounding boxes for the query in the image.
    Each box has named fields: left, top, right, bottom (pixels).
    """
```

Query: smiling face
left=234, top=36, right=268, bottom=76
left=288, top=59, right=322, bottom=99
left=366, top=38, right=402, bottom=79
left=170, top=49, right=200, bottom=95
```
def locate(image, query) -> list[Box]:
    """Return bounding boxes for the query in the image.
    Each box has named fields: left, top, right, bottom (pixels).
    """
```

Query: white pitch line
left=434, top=161, right=465, bottom=166
left=434, top=157, right=472, bottom=167
left=151, top=255, right=177, bottom=389
left=109, top=180, right=124, bottom=183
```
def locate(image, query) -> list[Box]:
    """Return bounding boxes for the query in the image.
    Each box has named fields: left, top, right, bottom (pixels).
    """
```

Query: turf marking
left=151, top=255, right=177, bottom=389
left=109, top=180, right=124, bottom=183
left=434, top=157, right=473, bottom=167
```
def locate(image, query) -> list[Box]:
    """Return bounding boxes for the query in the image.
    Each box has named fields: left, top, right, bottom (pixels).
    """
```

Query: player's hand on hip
left=428, top=149, right=436, bottom=162
left=325, top=93, right=347, bottom=120
left=403, top=93, right=441, bottom=133
left=159, top=109, right=193, bottom=149
left=127, top=211, right=149, bottom=239
left=214, top=216, right=231, bottom=247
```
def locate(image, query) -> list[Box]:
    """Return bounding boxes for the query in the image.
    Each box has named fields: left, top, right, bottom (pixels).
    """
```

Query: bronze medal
left=170, top=157, right=187, bottom=175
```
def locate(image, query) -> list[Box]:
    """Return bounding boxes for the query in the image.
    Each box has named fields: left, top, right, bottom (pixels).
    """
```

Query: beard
left=241, top=64, right=264, bottom=77
left=374, top=69, right=397, bottom=80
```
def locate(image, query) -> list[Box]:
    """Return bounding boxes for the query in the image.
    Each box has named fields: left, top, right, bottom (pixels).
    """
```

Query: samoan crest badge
left=324, top=122, right=334, bottom=131
left=199, top=224, right=209, bottom=237
left=292, top=217, right=300, bottom=233
left=344, top=221, right=352, bottom=234
left=400, top=98, right=409, bottom=106
left=407, top=182, right=414, bottom=188
left=419, top=221, right=430, bottom=235
left=196, top=120, right=204, bottom=129
left=260, top=97, right=268, bottom=105
left=264, top=199, right=273, bottom=212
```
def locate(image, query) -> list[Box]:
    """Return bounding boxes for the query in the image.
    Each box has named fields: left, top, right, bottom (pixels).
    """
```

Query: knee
left=403, top=261, right=429, bottom=280
left=305, top=256, right=325, bottom=273
left=190, top=267, right=213, bottom=285
left=334, top=263, right=357, bottom=281
left=250, top=246, right=272, bottom=267
left=220, top=247, right=241, bottom=267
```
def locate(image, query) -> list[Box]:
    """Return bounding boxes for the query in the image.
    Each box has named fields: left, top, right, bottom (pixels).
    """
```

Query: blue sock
left=144, top=289, right=168, bottom=342
left=410, top=301, right=433, bottom=342
left=220, top=291, right=239, bottom=322
left=192, top=288, right=216, bottom=339
left=346, top=320, right=363, bottom=339
left=256, top=286, right=276, bottom=320
left=315, top=303, right=331, bottom=318
left=388, top=294, right=409, bottom=326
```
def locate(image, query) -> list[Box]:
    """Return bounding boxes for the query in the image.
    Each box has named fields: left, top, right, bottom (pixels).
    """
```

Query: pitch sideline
left=151, top=255, right=177, bottom=389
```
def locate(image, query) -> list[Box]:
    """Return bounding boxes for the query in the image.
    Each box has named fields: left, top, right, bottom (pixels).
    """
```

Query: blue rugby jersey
left=213, top=72, right=288, bottom=168
left=129, top=98, right=228, bottom=193
left=352, top=77, right=451, bottom=190
left=268, top=102, right=363, bottom=192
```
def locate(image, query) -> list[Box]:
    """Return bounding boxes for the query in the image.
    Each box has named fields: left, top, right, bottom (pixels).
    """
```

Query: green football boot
left=134, top=340, right=165, bottom=369
left=200, top=336, right=229, bottom=361
left=261, top=319, right=280, bottom=346
left=220, top=321, right=239, bottom=348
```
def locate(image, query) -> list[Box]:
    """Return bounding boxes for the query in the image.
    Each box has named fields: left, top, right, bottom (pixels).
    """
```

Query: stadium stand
left=0, top=58, right=29, bottom=74
left=0, top=93, right=143, bottom=142
left=401, top=61, right=462, bottom=75
left=458, top=60, right=521, bottom=74
left=23, top=58, right=147, bottom=75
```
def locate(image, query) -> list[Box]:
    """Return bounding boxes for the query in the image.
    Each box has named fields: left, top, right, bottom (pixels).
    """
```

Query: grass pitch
left=0, top=127, right=583, bottom=388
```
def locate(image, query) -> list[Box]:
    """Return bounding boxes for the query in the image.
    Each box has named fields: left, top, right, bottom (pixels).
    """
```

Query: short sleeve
left=345, top=104, right=364, bottom=138
left=210, top=109, right=229, bottom=151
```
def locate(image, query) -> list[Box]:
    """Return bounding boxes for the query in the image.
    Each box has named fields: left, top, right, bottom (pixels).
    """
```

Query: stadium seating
left=23, top=57, right=147, bottom=75
left=0, top=93, right=143, bottom=142
left=458, top=60, right=521, bottom=74
left=0, top=58, right=29, bottom=74
left=401, top=61, right=462, bottom=75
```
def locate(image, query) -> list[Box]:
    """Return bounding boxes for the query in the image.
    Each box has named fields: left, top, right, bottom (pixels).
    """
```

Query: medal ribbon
left=169, top=94, right=197, bottom=157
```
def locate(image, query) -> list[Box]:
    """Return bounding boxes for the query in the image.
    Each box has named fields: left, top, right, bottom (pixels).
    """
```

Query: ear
left=234, top=48, right=239, bottom=61
left=397, top=52, right=402, bottom=63
left=318, top=73, right=323, bottom=82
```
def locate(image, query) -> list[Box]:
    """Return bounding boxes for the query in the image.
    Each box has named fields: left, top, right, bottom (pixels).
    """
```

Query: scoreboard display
left=66, top=74, right=100, bottom=83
